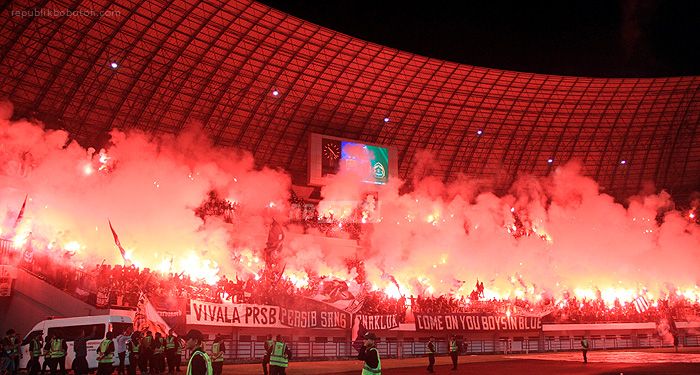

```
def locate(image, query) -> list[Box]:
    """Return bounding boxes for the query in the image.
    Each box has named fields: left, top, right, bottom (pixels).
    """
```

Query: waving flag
left=351, top=315, right=368, bottom=352
left=134, top=292, right=171, bottom=336
left=108, top=220, right=128, bottom=263
left=13, top=194, right=28, bottom=229
left=633, top=296, right=650, bottom=313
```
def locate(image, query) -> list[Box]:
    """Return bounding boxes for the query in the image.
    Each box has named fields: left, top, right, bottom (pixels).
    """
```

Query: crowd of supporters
left=2, top=243, right=699, bottom=325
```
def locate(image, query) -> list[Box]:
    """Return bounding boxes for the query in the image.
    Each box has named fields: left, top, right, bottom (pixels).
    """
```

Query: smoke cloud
left=1, top=100, right=698, bottom=302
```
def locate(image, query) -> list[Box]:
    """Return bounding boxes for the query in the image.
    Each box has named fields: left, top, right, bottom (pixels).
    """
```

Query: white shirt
left=115, top=334, right=130, bottom=353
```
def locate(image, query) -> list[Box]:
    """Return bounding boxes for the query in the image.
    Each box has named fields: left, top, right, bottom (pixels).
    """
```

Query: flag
left=134, top=292, right=171, bottom=336
left=108, top=220, right=128, bottom=263
left=13, top=194, right=27, bottom=229
left=265, top=219, right=285, bottom=251
left=264, top=219, right=284, bottom=268
left=633, top=296, right=650, bottom=313
left=351, top=315, right=368, bottom=353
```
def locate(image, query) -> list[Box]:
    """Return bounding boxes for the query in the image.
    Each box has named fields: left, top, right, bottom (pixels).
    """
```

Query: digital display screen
left=341, top=141, right=389, bottom=184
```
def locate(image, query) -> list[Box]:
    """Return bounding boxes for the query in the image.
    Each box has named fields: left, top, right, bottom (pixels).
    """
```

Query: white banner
left=187, top=300, right=350, bottom=329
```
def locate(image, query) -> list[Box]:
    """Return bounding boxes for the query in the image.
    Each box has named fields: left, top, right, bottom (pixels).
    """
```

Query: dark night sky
left=259, top=0, right=700, bottom=78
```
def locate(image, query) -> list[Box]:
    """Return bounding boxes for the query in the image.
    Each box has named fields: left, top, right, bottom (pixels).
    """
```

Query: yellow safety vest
left=30, top=339, right=42, bottom=357
left=186, top=350, right=212, bottom=375
left=450, top=341, right=458, bottom=353
left=50, top=339, right=65, bottom=358
left=269, top=342, right=288, bottom=368
left=131, top=341, right=140, bottom=353
left=154, top=338, right=165, bottom=355
left=98, top=339, right=113, bottom=364
left=143, top=336, right=153, bottom=349
left=166, top=336, right=176, bottom=349
left=361, top=347, right=381, bottom=375
left=211, top=342, right=224, bottom=362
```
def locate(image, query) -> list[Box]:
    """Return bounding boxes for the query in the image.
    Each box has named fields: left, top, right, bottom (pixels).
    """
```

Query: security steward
left=184, top=330, right=212, bottom=375
left=165, top=330, right=180, bottom=375
left=72, top=329, right=91, bottom=375
left=96, top=332, right=115, bottom=375
left=175, top=336, right=185, bottom=372
left=141, top=331, right=154, bottom=374
left=262, top=335, right=273, bottom=375
left=27, top=333, right=43, bottom=375
left=152, top=333, right=166, bottom=375
left=358, top=332, right=381, bottom=375
left=48, top=331, right=68, bottom=375
left=127, top=331, right=141, bottom=375
left=268, top=334, right=292, bottom=375
left=426, top=337, right=436, bottom=373
left=210, top=335, right=225, bottom=375
left=449, top=335, right=459, bottom=370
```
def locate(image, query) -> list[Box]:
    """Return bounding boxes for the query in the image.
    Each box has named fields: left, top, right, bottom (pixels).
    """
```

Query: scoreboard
left=308, top=133, right=397, bottom=186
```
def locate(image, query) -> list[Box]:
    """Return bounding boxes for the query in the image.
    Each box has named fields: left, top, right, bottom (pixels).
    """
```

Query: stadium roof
left=1, top=0, right=699, bottom=200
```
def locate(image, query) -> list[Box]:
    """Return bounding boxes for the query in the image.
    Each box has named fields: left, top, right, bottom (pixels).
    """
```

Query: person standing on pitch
left=48, top=331, right=68, bottom=375
left=426, top=337, right=436, bottom=373
left=41, top=334, right=54, bottom=375
left=141, top=331, right=154, bottom=375
left=165, top=330, right=180, bottom=375
left=449, top=335, right=459, bottom=371
left=96, top=332, right=115, bottom=375
left=127, top=331, right=142, bottom=375
left=580, top=337, right=589, bottom=363
left=175, top=336, right=185, bottom=372
left=27, top=333, right=43, bottom=375
left=262, top=334, right=273, bottom=375
left=115, top=328, right=131, bottom=375
left=72, top=329, right=91, bottom=375
left=152, top=333, right=166, bottom=375
left=209, top=335, right=225, bottom=375
left=358, top=332, right=381, bottom=375
left=183, top=330, right=212, bottom=375
left=269, top=335, right=291, bottom=375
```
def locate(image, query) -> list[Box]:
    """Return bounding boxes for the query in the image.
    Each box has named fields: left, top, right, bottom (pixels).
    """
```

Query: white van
left=19, top=315, right=133, bottom=370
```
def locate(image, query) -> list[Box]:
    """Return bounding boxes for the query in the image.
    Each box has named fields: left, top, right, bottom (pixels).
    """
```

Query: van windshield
left=47, top=324, right=105, bottom=341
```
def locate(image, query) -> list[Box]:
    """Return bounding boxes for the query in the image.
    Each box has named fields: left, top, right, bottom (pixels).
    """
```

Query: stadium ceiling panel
left=1, top=0, right=699, bottom=199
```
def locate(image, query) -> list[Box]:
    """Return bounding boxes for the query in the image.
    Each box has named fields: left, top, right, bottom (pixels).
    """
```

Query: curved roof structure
left=1, top=0, right=699, bottom=200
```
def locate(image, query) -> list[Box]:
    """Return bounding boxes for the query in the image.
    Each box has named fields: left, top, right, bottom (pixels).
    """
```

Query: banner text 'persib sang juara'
left=188, top=300, right=349, bottom=329
left=414, top=313, right=542, bottom=332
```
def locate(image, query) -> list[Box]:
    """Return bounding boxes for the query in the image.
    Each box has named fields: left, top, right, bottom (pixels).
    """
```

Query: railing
left=197, top=335, right=700, bottom=363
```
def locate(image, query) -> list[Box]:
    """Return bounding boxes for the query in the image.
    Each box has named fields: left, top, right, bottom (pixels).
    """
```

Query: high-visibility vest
left=98, top=340, right=113, bottom=364
left=186, top=350, right=212, bottom=375
left=50, top=339, right=65, bottom=358
left=450, top=341, right=458, bottom=353
left=361, top=347, right=381, bottom=375
left=9, top=337, right=18, bottom=355
left=211, top=342, right=224, bottom=362
left=131, top=341, right=140, bottom=353
left=154, top=338, right=165, bottom=354
left=269, top=342, right=288, bottom=368
left=31, top=339, right=42, bottom=357
left=166, top=336, right=176, bottom=349
left=143, top=336, right=153, bottom=349
left=176, top=340, right=184, bottom=355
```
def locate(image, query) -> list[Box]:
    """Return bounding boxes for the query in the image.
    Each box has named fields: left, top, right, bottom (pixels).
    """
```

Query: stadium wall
left=0, top=268, right=109, bottom=335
